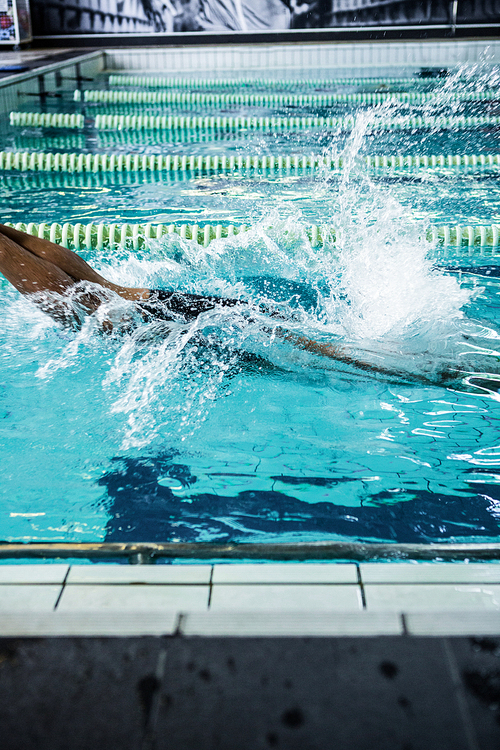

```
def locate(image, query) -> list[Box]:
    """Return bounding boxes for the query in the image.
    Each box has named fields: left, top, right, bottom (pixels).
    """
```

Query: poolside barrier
left=94, top=113, right=500, bottom=132
left=1, top=539, right=500, bottom=562
left=9, top=112, right=85, bottom=129
left=6, top=221, right=500, bottom=250
left=76, top=89, right=497, bottom=106
left=1, top=150, right=498, bottom=174
left=107, top=75, right=435, bottom=89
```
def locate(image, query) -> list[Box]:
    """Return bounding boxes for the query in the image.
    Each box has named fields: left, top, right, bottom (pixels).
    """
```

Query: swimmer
left=0, top=223, right=240, bottom=324
left=0, top=224, right=453, bottom=381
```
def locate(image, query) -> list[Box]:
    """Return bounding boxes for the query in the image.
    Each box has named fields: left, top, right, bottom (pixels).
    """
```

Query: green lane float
left=107, top=75, right=432, bottom=89
left=1, top=149, right=499, bottom=174
left=6, top=221, right=500, bottom=251
left=76, top=89, right=497, bottom=107
left=366, top=153, right=500, bottom=169
left=9, top=112, right=85, bottom=129
left=94, top=113, right=500, bottom=132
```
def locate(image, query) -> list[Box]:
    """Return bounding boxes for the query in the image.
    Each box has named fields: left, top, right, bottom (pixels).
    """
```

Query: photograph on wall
left=30, top=0, right=499, bottom=36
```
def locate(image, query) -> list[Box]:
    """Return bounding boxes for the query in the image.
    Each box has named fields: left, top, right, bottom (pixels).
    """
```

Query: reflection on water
left=101, top=453, right=500, bottom=543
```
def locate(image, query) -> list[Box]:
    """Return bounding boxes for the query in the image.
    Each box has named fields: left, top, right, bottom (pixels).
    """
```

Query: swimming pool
left=1, top=56, right=500, bottom=552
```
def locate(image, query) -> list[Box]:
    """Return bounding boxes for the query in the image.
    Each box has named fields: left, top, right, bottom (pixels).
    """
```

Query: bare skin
left=277, top=329, right=408, bottom=379
left=0, top=225, right=450, bottom=381
left=0, top=224, right=150, bottom=303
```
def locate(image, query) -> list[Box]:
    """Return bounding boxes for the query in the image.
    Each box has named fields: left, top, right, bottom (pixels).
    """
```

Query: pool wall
left=102, top=38, right=500, bottom=75
left=3, top=561, right=500, bottom=635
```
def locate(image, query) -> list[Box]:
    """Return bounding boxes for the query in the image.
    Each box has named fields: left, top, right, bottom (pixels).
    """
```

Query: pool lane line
left=9, top=112, right=84, bottom=129
left=107, top=75, right=447, bottom=89
left=14, top=111, right=498, bottom=133
left=93, top=113, right=500, bottom=132
left=5, top=221, right=500, bottom=251
left=1, top=150, right=498, bottom=174
left=76, top=88, right=499, bottom=106
left=10, top=111, right=500, bottom=133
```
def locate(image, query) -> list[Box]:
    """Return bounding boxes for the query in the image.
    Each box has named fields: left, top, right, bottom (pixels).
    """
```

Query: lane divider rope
left=11, top=111, right=499, bottom=133
left=107, top=75, right=444, bottom=88
left=93, top=113, right=500, bottom=132
left=1, top=150, right=499, bottom=173
left=76, top=88, right=497, bottom=106
left=6, top=221, right=500, bottom=250
left=9, top=112, right=84, bottom=129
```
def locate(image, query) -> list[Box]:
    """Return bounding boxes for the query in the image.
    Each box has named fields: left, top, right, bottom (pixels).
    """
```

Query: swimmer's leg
left=0, top=232, right=105, bottom=322
left=0, top=224, right=149, bottom=302
left=279, top=328, right=452, bottom=382
left=0, top=231, right=76, bottom=296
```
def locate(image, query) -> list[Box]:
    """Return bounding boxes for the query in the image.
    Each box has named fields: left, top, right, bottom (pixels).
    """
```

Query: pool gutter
left=1, top=541, right=499, bottom=563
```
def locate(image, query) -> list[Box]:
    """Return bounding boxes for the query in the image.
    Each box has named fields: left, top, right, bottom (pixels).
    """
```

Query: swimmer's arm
left=280, top=328, right=458, bottom=385
left=277, top=328, right=398, bottom=377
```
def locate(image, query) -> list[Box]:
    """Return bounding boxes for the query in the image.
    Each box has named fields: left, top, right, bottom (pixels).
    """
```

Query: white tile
left=365, top=584, right=500, bottom=612
left=223, top=49, right=233, bottom=70
left=102, top=40, right=500, bottom=77
left=210, top=584, right=362, bottom=611
left=212, top=563, right=357, bottom=584
left=67, top=564, right=212, bottom=584
left=181, top=610, right=401, bottom=636
left=406, top=611, right=500, bottom=636
left=0, top=611, right=177, bottom=636
left=0, top=564, right=68, bottom=584
left=360, top=563, right=500, bottom=584
left=0, top=585, right=61, bottom=610
left=58, top=584, right=209, bottom=611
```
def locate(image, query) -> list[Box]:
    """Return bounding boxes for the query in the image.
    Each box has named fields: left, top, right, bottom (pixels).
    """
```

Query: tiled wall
left=104, top=40, right=500, bottom=75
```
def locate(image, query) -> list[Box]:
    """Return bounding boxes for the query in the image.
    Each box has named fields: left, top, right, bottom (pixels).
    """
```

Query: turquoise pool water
left=1, top=66, right=500, bottom=545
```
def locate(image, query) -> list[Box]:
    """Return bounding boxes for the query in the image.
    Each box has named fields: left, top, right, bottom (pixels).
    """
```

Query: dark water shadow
left=100, top=453, right=500, bottom=544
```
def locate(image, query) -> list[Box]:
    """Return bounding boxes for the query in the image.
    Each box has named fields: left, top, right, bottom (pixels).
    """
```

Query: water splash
left=2, top=188, right=480, bottom=448
left=2, top=65, right=499, bottom=450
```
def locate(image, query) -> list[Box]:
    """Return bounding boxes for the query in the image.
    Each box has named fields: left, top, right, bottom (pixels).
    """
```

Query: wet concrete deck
left=1, top=633, right=499, bottom=750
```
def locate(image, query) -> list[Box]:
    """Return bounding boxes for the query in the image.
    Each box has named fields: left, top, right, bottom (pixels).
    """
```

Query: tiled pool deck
left=1, top=562, right=500, bottom=636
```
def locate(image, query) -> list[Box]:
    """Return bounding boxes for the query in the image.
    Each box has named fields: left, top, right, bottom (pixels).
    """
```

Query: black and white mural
left=31, top=0, right=499, bottom=36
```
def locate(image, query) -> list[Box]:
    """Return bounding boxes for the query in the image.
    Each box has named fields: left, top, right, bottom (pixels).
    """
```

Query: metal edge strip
left=0, top=541, right=499, bottom=561
left=32, top=24, right=500, bottom=40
